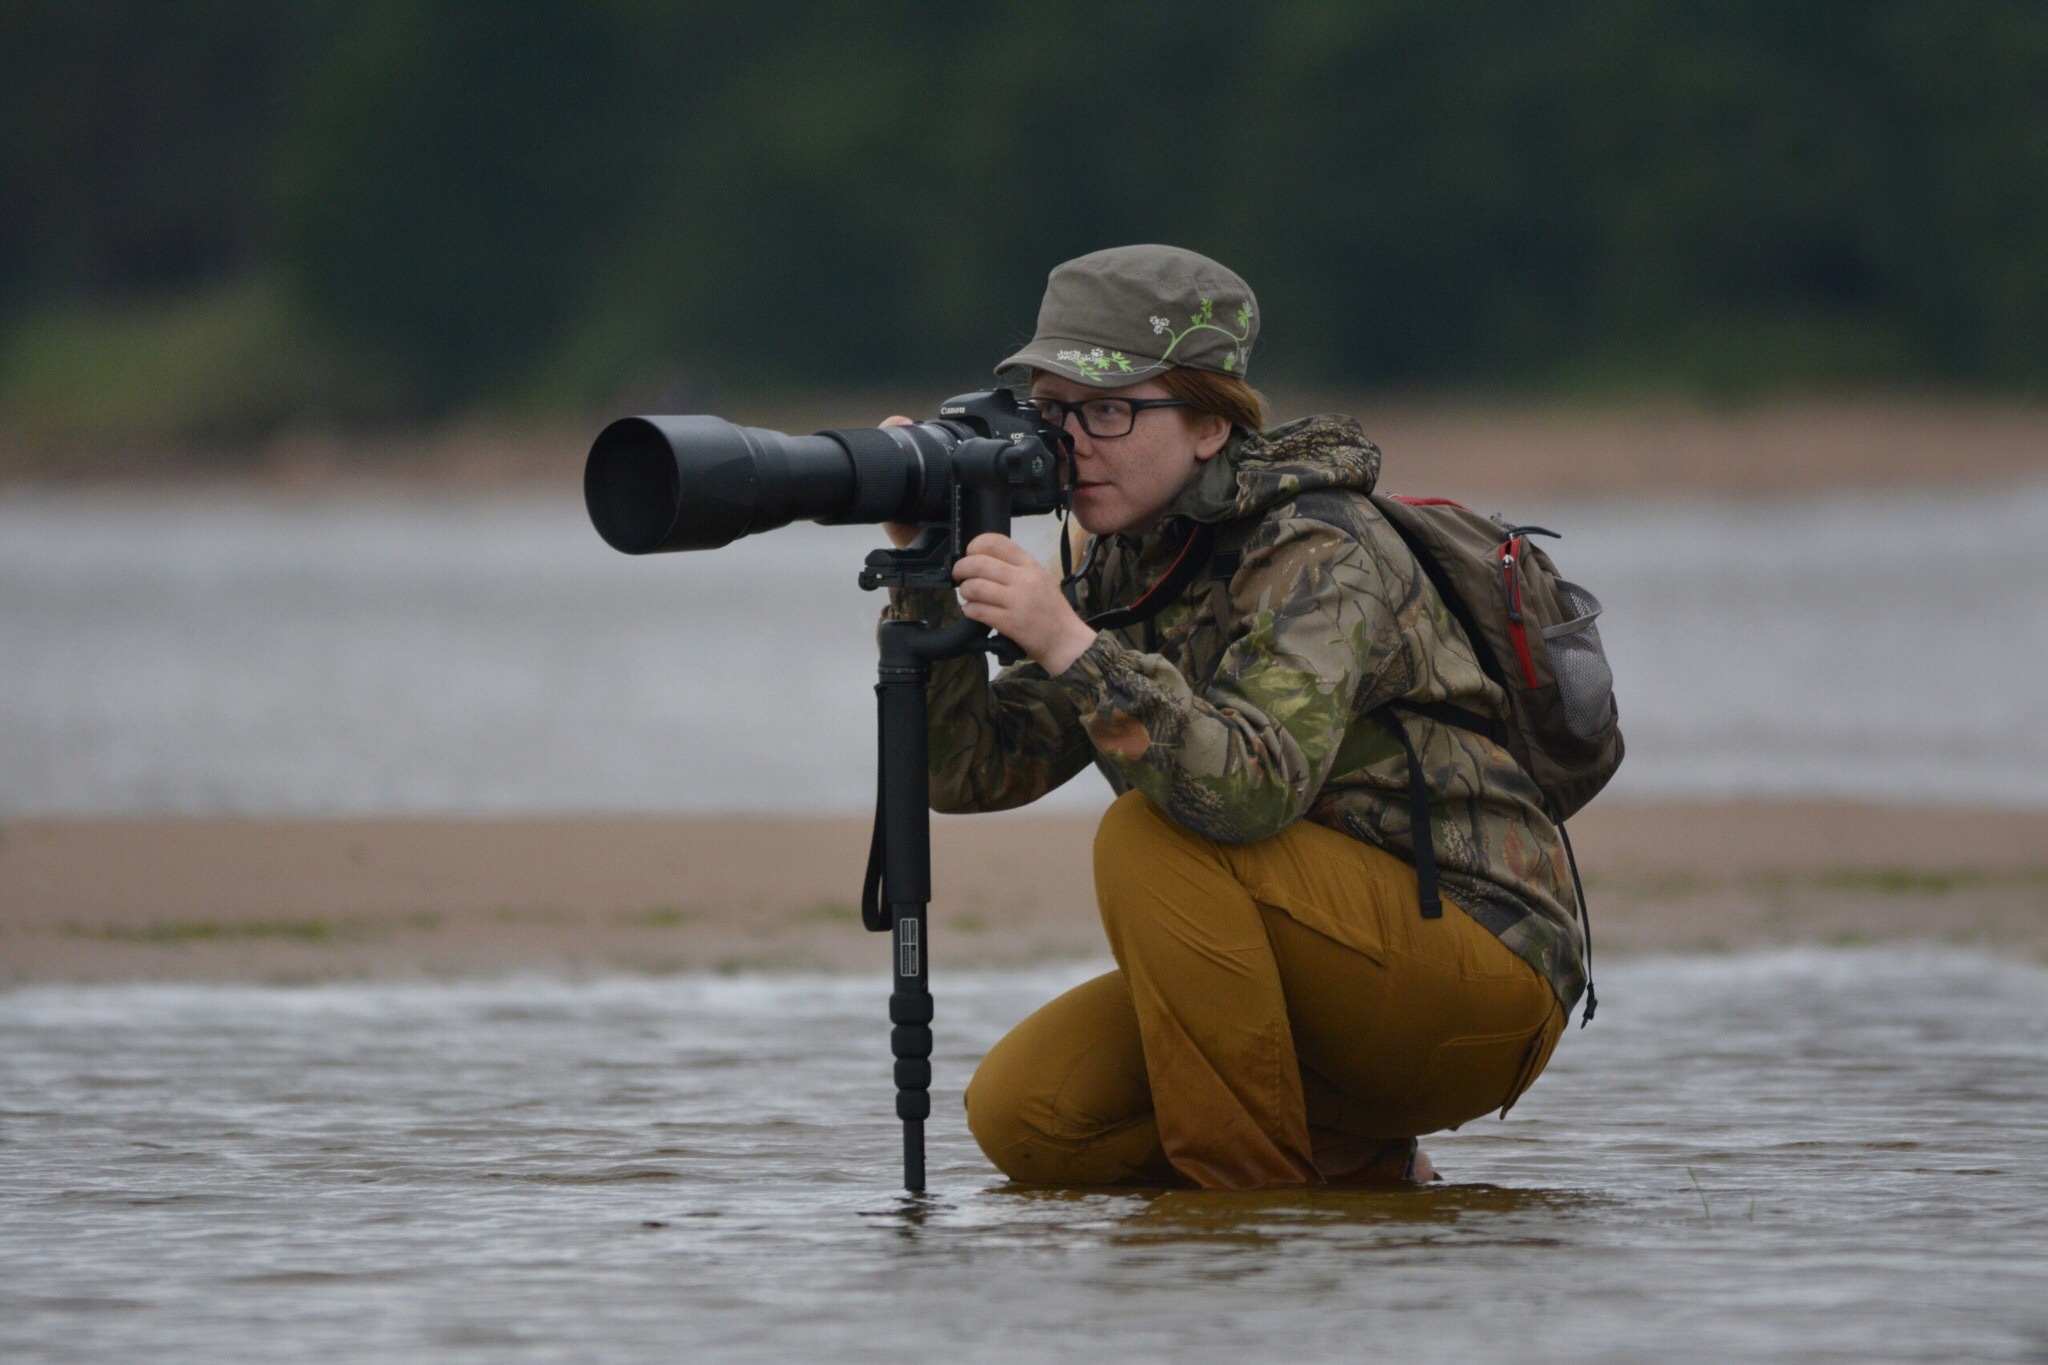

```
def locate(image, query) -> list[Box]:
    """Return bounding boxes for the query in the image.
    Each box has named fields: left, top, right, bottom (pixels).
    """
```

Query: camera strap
left=1081, top=519, right=1219, bottom=633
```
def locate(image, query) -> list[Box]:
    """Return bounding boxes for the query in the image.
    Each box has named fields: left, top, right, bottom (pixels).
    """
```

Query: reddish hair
left=1157, top=366, right=1267, bottom=435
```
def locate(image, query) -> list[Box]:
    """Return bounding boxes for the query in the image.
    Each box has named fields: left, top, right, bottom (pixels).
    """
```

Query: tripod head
left=858, top=433, right=1057, bottom=664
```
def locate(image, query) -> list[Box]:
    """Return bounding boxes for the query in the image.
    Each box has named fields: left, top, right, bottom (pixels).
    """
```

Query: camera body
left=583, top=388, right=1071, bottom=566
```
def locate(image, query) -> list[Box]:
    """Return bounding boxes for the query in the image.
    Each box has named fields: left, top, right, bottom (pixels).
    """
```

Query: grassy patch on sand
left=70, top=917, right=351, bottom=945
left=61, top=912, right=444, bottom=945
left=789, top=899, right=860, bottom=924
left=614, top=906, right=701, bottom=929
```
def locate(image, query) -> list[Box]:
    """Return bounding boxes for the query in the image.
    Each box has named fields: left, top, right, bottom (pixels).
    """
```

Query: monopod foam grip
left=889, top=992, right=934, bottom=1024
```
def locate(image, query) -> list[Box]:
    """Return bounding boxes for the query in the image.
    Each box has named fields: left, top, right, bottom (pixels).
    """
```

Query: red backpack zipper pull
left=1499, top=536, right=1541, bottom=687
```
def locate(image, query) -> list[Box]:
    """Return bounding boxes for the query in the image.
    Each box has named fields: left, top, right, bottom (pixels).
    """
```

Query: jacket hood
left=1159, top=414, right=1382, bottom=525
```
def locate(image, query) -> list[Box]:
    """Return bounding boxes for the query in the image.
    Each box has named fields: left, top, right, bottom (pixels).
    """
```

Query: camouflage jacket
left=885, top=415, right=1586, bottom=1009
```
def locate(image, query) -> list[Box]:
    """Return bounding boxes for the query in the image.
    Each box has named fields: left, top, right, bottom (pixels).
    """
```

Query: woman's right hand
left=881, top=415, right=919, bottom=548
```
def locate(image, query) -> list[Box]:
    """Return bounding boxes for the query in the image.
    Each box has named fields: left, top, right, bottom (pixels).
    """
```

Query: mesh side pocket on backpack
left=1541, top=580, right=1615, bottom=740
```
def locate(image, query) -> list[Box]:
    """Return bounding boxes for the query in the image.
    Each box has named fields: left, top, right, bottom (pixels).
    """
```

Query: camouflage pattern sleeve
left=882, top=587, right=1098, bottom=813
left=1051, top=516, right=1400, bottom=844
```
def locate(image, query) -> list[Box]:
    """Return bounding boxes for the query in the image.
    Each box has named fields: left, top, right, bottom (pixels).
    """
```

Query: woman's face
left=1029, top=373, right=1231, bottom=536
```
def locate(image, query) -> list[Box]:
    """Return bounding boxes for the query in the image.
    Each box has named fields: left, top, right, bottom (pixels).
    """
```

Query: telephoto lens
left=584, top=389, right=1069, bottom=555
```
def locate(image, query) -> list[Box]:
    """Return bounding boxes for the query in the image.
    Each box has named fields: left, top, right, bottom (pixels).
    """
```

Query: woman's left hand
left=952, top=533, right=1098, bottom=675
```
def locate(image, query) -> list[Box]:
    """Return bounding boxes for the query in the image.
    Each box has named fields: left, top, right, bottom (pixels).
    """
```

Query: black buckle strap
left=1392, top=698, right=1509, bottom=749
left=1376, top=698, right=1599, bottom=1023
left=1369, top=699, right=1503, bottom=920
left=1369, top=704, right=1443, bottom=918
left=1559, top=822, right=1597, bottom=1025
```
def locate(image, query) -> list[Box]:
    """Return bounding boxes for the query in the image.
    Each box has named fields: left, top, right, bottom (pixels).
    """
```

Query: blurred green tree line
left=3, top=0, right=2046, bottom=440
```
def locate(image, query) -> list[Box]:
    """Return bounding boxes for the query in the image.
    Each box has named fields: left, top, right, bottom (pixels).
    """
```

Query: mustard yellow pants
left=965, top=790, right=1565, bottom=1189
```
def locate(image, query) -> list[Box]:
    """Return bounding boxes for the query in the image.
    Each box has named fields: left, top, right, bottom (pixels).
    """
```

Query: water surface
left=4, top=483, right=2046, bottom=815
left=4, top=950, right=2044, bottom=1361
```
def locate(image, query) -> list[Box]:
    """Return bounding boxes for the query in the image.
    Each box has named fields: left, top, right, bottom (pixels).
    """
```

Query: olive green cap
left=997, top=244, right=1259, bottom=388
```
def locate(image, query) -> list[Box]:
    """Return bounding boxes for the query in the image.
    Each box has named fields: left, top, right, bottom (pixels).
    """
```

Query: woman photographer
left=883, top=245, right=1587, bottom=1189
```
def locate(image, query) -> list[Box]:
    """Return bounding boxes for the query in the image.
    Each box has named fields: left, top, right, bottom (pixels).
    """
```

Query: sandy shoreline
left=3, top=800, right=2043, bottom=984
left=7, top=395, right=2045, bottom=498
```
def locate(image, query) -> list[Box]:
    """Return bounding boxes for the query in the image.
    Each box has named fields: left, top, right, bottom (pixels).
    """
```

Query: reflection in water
left=985, top=1181, right=1595, bottom=1251
left=1113, top=1182, right=1595, bottom=1244
left=862, top=1191, right=950, bottom=1237
left=2, top=951, right=2046, bottom=1361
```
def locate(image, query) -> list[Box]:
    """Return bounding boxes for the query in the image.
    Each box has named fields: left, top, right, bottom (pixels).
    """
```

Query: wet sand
left=3, top=801, right=2043, bottom=983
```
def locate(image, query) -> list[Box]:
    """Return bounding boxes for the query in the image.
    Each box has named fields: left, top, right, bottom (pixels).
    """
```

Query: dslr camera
left=584, top=387, right=1072, bottom=591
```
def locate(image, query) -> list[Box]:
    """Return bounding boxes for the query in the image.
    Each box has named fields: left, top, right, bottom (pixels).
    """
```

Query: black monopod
left=584, top=392, right=1068, bottom=1192
left=856, top=444, right=1033, bottom=1191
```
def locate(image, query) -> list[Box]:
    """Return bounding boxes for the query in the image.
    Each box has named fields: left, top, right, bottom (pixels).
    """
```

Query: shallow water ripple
left=2, top=950, right=2045, bottom=1362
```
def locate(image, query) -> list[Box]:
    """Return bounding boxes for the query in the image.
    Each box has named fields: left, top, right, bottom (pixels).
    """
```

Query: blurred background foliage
left=3, top=0, right=2046, bottom=444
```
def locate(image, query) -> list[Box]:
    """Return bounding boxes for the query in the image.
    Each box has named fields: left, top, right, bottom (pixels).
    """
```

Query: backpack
left=1365, top=494, right=1624, bottom=820
left=1359, top=493, right=1623, bottom=1021
left=1186, top=497, right=1624, bottom=818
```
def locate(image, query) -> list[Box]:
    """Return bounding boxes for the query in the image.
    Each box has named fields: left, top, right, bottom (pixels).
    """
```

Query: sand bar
left=8, top=395, right=2044, bottom=497
left=3, top=800, right=2043, bottom=983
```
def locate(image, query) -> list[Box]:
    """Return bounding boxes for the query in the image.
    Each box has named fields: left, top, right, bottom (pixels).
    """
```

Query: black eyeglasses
left=1031, top=395, right=1192, bottom=439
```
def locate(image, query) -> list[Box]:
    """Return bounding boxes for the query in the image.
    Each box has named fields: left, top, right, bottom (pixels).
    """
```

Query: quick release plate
left=858, top=525, right=956, bottom=592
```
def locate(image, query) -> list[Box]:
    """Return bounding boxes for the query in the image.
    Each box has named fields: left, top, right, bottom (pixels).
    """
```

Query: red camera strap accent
left=1083, top=520, right=1218, bottom=633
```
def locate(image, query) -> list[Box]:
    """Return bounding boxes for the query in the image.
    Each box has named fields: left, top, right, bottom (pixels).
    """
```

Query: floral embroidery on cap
left=1054, top=346, right=1140, bottom=380
left=1153, top=298, right=1255, bottom=374
left=1046, top=299, right=1255, bottom=380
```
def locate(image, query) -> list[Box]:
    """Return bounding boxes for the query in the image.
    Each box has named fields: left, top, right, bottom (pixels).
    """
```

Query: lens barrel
left=586, top=416, right=878, bottom=554
left=585, top=390, right=1064, bottom=555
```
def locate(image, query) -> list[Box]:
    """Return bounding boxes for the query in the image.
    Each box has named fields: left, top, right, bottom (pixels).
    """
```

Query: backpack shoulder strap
left=1366, top=493, right=1509, bottom=691
left=1200, top=516, right=1258, bottom=625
